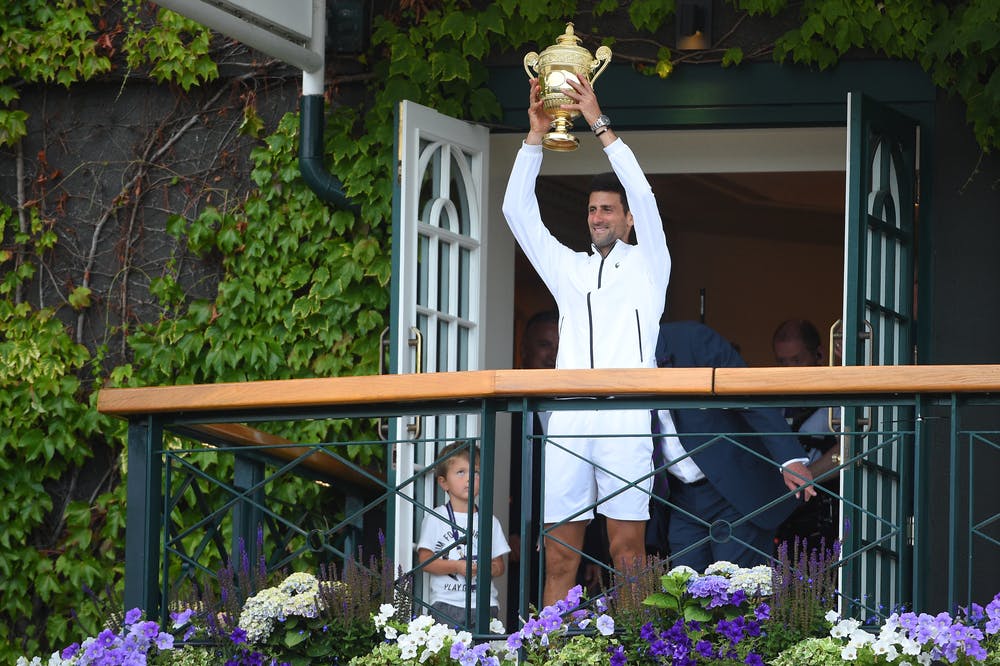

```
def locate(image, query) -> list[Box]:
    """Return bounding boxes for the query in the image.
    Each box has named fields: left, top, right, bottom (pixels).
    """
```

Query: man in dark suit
left=648, top=321, right=816, bottom=571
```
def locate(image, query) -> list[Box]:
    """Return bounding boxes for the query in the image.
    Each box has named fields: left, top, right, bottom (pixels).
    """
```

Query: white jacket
left=503, top=139, right=671, bottom=369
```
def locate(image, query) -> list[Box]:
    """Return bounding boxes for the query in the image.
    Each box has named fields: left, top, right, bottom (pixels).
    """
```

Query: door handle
left=377, top=326, right=424, bottom=440
left=407, top=326, right=423, bottom=439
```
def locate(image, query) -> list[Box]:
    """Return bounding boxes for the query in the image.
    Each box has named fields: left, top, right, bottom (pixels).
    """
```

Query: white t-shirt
left=416, top=504, right=510, bottom=608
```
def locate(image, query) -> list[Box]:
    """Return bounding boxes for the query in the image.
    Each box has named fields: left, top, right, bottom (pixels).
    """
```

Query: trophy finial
left=556, top=22, right=580, bottom=46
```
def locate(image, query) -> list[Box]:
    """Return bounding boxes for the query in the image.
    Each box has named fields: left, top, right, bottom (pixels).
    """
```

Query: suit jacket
left=656, top=321, right=807, bottom=530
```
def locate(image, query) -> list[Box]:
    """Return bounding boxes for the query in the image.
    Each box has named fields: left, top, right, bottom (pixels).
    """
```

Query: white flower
left=831, top=618, right=861, bottom=638
left=826, top=609, right=841, bottom=623
left=872, top=638, right=899, bottom=660
left=848, top=629, right=874, bottom=646
left=426, top=635, right=444, bottom=653
left=668, top=565, right=698, bottom=577
left=489, top=618, right=506, bottom=634
left=409, top=615, right=436, bottom=632
left=384, top=626, right=399, bottom=640
left=899, top=636, right=922, bottom=655
left=419, top=647, right=435, bottom=662
left=455, top=630, right=473, bottom=645
left=917, top=654, right=932, bottom=666
left=841, top=644, right=858, bottom=660
left=704, top=560, right=739, bottom=576
left=379, top=603, right=396, bottom=617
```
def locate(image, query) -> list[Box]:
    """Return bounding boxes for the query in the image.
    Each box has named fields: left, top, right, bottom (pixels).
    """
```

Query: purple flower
left=96, top=628, right=118, bottom=647
left=744, top=653, right=765, bottom=665
left=695, top=639, right=714, bottom=657
left=170, top=608, right=194, bottom=628
left=230, top=627, right=248, bottom=644
left=596, top=614, right=615, bottom=636
left=60, top=643, right=81, bottom=660
left=609, top=645, right=627, bottom=666
left=124, top=608, right=143, bottom=625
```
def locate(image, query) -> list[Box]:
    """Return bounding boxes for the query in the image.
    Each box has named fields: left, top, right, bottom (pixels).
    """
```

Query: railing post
left=911, top=393, right=929, bottom=612
left=476, top=399, right=498, bottom=633
left=123, top=415, right=163, bottom=619
left=233, top=454, right=264, bottom=568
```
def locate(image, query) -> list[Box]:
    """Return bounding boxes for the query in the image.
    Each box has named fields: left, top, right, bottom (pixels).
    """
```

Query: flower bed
left=17, top=555, right=1000, bottom=666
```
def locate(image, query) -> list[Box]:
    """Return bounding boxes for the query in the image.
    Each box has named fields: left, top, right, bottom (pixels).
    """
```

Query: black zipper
left=635, top=309, right=643, bottom=363
left=587, top=292, right=595, bottom=368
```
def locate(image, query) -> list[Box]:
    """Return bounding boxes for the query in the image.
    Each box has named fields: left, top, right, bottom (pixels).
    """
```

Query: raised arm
left=563, top=76, right=670, bottom=291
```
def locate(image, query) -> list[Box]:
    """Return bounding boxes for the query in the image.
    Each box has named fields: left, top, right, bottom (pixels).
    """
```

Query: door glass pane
left=458, top=325, right=469, bottom=371
left=438, top=241, right=451, bottom=314
left=437, top=319, right=449, bottom=372
left=417, top=234, right=429, bottom=308
left=451, top=149, right=472, bottom=236
left=459, top=247, right=471, bottom=320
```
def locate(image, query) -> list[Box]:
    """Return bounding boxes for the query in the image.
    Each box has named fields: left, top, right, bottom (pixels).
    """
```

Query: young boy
left=416, top=441, right=510, bottom=628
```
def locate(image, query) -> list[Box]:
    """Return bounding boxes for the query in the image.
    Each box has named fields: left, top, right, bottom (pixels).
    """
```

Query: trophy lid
left=537, top=22, right=594, bottom=62
left=555, top=22, right=581, bottom=46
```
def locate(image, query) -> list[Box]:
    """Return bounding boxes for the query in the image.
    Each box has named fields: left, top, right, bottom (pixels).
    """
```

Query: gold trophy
left=523, top=22, right=612, bottom=151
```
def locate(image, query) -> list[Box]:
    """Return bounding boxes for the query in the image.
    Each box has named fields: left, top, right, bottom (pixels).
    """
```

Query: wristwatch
left=590, top=115, right=611, bottom=133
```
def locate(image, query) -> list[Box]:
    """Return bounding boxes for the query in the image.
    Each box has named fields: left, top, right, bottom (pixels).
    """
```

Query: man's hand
left=561, top=75, right=602, bottom=128
left=526, top=78, right=549, bottom=145
left=782, top=461, right=817, bottom=501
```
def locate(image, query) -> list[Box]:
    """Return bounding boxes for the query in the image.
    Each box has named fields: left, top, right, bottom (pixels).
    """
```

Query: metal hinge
left=906, top=515, right=915, bottom=546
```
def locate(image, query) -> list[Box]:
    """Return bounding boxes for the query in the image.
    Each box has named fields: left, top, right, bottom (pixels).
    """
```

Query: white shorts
left=542, top=408, right=653, bottom=524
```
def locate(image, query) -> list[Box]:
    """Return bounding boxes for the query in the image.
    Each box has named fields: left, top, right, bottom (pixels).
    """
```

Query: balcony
left=97, top=365, right=1000, bottom=633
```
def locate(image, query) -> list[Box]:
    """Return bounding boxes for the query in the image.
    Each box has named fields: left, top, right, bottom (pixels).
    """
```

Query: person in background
left=649, top=321, right=816, bottom=571
left=772, top=318, right=841, bottom=548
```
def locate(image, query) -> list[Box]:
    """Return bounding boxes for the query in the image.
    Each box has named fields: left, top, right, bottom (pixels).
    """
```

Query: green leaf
left=68, top=286, right=92, bottom=310
left=722, top=47, right=744, bottom=67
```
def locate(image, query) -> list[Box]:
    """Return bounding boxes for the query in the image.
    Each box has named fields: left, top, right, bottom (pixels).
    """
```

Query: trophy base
left=542, top=131, right=579, bottom=152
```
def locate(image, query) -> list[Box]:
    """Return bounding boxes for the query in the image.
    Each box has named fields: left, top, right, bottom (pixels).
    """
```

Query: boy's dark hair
left=435, top=440, right=480, bottom=479
left=590, top=171, right=629, bottom=213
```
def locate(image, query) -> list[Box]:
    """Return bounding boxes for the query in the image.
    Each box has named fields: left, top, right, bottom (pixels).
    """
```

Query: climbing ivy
left=1, top=0, right=997, bottom=661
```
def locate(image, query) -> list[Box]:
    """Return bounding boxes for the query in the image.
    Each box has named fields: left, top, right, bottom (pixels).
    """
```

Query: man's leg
left=542, top=520, right=587, bottom=607
left=709, top=508, right=775, bottom=568
left=605, top=517, right=646, bottom=572
left=667, top=481, right=717, bottom=573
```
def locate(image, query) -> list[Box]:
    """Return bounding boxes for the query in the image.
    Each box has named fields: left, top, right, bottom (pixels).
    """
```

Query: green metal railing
left=97, top=367, right=1000, bottom=633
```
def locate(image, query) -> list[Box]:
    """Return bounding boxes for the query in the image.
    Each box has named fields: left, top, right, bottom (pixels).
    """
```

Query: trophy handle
left=523, top=52, right=540, bottom=79
left=589, top=46, right=613, bottom=84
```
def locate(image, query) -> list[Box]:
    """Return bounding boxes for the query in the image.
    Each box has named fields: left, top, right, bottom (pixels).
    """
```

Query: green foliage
left=922, top=0, right=1000, bottom=152
left=122, top=4, right=218, bottom=90
left=0, top=276, right=118, bottom=657
left=770, top=635, right=846, bottom=665
left=764, top=0, right=999, bottom=151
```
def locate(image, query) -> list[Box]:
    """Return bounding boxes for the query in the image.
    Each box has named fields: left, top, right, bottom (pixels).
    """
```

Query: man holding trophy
left=502, top=67, right=671, bottom=605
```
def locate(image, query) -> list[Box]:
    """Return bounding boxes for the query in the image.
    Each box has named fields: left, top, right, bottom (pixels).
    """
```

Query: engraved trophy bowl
left=523, top=22, right=612, bottom=151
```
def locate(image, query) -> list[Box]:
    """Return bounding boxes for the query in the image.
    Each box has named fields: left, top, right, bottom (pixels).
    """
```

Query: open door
left=840, top=92, right=919, bottom=615
left=387, top=100, right=489, bottom=573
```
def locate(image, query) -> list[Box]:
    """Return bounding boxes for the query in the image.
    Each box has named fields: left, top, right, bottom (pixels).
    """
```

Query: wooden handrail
left=184, top=423, right=381, bottom=490
left=713, top=365, right=1000, bottom=394
left=97, top=365, right=1000, bottom=416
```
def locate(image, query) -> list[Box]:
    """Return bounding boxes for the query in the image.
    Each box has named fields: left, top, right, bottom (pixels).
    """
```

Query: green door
left=840, top=92, right=919, bottom=617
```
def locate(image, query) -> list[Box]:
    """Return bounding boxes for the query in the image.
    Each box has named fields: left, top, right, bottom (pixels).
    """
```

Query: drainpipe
left=299, top=1, right=356, bottom=210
